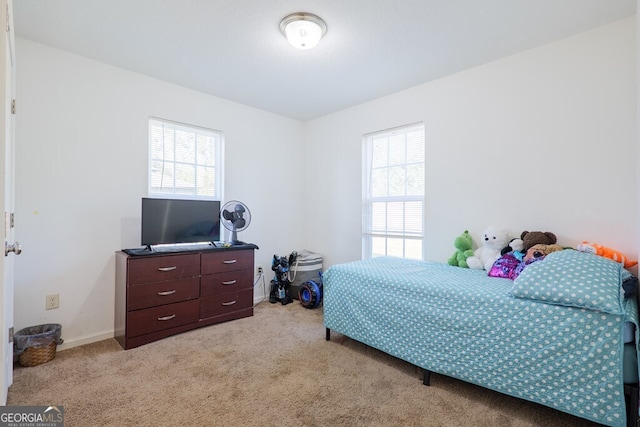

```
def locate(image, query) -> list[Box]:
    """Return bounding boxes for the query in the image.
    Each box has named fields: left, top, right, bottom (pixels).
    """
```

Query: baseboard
left=56, top=331, right=115, bottom=351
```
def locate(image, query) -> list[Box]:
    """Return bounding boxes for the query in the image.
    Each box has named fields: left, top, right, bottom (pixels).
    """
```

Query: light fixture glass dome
left=280, top=13, right=327, bottom=50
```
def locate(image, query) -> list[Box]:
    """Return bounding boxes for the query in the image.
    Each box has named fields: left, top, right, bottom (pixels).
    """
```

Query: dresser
left=115, top=245, right=256, bottom=349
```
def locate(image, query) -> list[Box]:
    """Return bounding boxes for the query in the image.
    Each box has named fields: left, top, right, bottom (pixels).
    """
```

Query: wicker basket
left=14, top=323, right=62, bottom=367
left=18, top=339, right=57, bottom=367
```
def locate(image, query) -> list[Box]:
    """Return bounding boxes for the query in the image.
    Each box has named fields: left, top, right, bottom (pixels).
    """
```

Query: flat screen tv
left=141, top=197, right=221, bottom=247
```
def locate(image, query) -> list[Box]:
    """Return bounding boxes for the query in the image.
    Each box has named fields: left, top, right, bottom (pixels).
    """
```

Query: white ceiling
left=13, top=0, right=637, bottom=121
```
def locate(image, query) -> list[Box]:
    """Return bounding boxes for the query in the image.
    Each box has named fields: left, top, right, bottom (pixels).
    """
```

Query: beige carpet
left=7, top=301, right=600, bottom=426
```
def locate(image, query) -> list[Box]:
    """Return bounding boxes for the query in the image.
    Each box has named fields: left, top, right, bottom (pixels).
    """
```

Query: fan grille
left=220, top=201, right=251, bottom=244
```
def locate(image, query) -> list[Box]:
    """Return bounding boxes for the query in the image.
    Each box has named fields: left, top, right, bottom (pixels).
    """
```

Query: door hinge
left=8, top=327, right=13, bottom=343
left=11, top=99, right=15, bottom=114
left=10, top=212, right=14, bottom=228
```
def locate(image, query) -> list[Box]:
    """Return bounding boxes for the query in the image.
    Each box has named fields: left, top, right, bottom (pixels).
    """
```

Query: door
left=1, top=0, right=15, bottom=405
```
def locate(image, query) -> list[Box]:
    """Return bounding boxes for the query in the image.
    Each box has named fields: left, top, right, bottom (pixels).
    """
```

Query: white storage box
left=289, top=250, right=323, bottom=300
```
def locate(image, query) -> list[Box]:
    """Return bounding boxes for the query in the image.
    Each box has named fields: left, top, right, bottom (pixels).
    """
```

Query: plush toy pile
left=462, top=228, right=564, bottom=280
left=448, top=227, right=638, bottom=280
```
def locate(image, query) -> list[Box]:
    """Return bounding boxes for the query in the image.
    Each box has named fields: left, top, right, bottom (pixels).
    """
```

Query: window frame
left=148, top=117, right=224, bottom=201
left=362, top=122, right=425, bottom=260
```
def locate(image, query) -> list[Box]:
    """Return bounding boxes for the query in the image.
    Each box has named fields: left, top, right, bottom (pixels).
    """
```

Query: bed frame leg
left=325, top=327, right=330, bottom=341
left=423, top=369, right=431, bottom=386
left=624, top=383, right=638, bottom=427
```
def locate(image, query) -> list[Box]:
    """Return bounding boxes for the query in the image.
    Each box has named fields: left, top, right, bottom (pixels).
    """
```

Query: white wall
left=306, top=17, right=637, bottom=268
left=14, top=39, right=307, bottom=348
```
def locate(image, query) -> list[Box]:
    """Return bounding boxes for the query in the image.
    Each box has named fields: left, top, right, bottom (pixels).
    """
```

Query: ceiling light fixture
left=279, top=12, right=327, bottom=50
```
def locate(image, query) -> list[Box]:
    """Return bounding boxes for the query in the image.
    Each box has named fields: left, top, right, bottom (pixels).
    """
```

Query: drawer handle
left=222, top=280, right=237, bottom=285
left=221, top=300, right=237, bottom=306
left=157, top=290, right=177, bottom=296
left=222, top=259, right=237, bottom=264
left=158, top=266, right=177, bottom=272
left=157, top=314, right=176, bottom=321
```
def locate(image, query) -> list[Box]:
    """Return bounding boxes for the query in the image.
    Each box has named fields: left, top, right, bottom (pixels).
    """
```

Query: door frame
left=1, top=0, right=15, bottom=405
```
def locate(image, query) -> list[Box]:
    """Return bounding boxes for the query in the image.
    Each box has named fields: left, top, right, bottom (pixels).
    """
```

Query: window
left=363, top=123, right=425, bottom=259
left=148, top=118, right=223, bottom=199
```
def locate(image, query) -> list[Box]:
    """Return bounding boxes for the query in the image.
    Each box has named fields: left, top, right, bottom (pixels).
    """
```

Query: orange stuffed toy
left=576, top=242, right=637, bottom=268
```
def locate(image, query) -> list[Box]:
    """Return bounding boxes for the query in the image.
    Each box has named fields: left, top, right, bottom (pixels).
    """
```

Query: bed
left=323, top=250, right=639, bottom=427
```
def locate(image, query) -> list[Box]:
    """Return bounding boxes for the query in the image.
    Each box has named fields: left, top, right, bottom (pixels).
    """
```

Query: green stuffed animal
left=448, top=230, right=474, bottom=268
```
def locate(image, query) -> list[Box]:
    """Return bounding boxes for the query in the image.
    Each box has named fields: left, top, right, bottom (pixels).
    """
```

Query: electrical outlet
left=257, top=266, right=263, bottom=275
left=46, top=293, right=59, bottom=310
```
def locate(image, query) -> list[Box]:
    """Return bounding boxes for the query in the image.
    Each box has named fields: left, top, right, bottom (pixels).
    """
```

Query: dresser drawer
left=200, top=270, right=252, bottom=297
left=127, top=277, right=200, bottom=310
left=128, top=254, right=200, bottom=285
left=127, top=299, right=199, bottom=337
left=200, top=289, right=253, bottom=319
left=201, top=250, right=253, bottom=275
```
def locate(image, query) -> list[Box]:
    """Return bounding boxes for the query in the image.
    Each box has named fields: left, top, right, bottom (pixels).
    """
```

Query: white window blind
left=148, top=118, right=223, bottom=199
left=363, top=123, right=425, bottom=259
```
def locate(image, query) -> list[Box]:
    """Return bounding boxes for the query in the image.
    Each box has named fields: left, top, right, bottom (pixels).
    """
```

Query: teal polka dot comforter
left=323, top=254, right=639, bottom=426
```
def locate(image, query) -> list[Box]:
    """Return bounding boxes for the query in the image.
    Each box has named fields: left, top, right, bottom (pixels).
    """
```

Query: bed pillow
left=511, top=249, right=624, bottom=314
